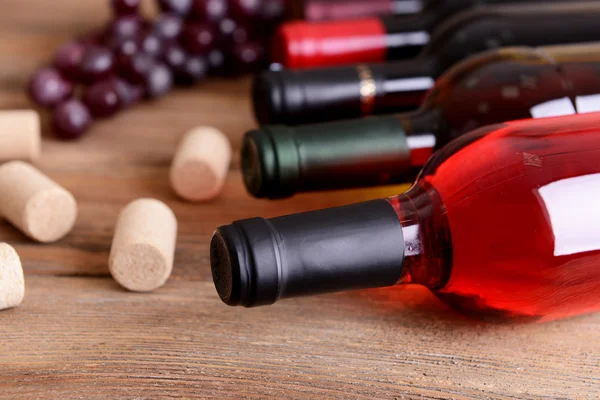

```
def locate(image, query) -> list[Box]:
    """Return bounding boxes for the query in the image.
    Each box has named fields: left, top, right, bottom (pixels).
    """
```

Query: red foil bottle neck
left=271, top=18, right=388, bottom=69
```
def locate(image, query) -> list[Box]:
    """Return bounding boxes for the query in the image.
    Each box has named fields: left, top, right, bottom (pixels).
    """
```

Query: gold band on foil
left=357, top=64, right=376, bottom=116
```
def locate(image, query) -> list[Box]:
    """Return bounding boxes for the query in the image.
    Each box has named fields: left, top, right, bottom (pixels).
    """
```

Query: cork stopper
left=0, top=243, right=25, bottom=310
left=170, top=127, right=232, bottom=202
left=0, top=162, right=77, bottom=243
left=0, top=110, right=41, bottom=162
left=109, top=198, right=178, bottom=292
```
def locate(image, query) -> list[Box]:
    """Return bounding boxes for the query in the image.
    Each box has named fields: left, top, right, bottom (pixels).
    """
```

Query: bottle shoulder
left=420, top=47, right=595, bottom=145
left=421, top=113, right=600, bottom=189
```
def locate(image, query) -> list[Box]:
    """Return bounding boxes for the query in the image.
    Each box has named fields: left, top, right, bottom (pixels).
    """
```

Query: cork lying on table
left=0, top=161, right=78, bottom=243
left=0, top=243, right=25, bottom=310
left=0, top=110, right=41, bottom=162
left=170, top=127, right=232, bottom=202
left=109, top=199, right=178, bottom=292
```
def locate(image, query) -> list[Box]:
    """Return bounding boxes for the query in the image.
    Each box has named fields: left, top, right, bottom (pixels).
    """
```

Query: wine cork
left=0, top=161, right=77, bottom=243
left=0, top=243, right=25, bottom=310
left=170, top=127, right=232, bottom=202
left=0, top=110, right=41, bottom=162
left=109, top=199, right=177, bottom=292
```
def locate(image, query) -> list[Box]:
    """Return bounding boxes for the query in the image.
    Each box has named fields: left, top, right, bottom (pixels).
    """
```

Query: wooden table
left=0, top=2, right=598, bottom=399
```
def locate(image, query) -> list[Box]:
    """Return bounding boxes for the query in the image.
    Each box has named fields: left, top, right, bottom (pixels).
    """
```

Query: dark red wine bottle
left=257, top=2, right=600, bottom=125
left=288, top=0, right=424, bottom=22
left=243, top=43, right=600, bottom=198
left=272, top=1, right=583, bottom=69
left=213, top=112, right=600, bottom=322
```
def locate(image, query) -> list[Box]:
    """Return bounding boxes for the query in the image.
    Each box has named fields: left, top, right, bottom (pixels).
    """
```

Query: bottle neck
left=396, top=107, right=447, bottom=167
left=242, top=109, right=447, bottom=199
left=211, top=186, right=454, bottom=307
left=212, top=200, right=409, bottom=307
left=370, top=56, right=441, bottom=114
left=387, top=181, right=452, bottom=289
left=380, top=12, right=440, bottom=60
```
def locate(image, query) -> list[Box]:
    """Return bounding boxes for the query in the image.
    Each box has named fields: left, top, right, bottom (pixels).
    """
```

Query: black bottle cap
left=252, top=66, right=372, bottom=125
left=251, top=60, right=440, bottom=126
left=251, top=69, right=287, bottom=126
left=241, top=125, right=299, bottom=199
left=241, top=116, right=412, bottom=199
left=211, top=199, right=405, bottom=307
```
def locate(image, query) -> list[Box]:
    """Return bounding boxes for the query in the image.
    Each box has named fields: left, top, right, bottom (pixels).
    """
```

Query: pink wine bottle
left=211, top=112, right=600, bottom=322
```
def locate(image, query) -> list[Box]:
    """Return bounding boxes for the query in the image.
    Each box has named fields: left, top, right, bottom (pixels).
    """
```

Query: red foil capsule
left=271, top=18, right=388, bottom=69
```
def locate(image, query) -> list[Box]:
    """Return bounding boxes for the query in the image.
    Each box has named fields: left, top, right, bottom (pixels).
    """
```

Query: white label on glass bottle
left=538, top=173, right=600, bottom=256
left=383, top=77, right=435, bottom=93
left=530, top=97, right=577, bottom=119
left=575, top=94, right=600, bottom=114
left=387, top=31, right=431, bottom=47
left=407, top=134, right=436, bottom=149
left=392, top=0, right=424, bottom=14
left=402, top=225, right=422, bottom=257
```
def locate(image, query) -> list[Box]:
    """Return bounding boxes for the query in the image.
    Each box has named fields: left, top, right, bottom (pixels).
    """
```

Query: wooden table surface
left=1, top=2, right=599, bottom=399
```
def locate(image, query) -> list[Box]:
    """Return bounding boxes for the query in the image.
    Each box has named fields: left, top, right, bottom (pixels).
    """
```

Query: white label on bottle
left=392, top=0, right=424, bottom=14
left=407, top=134, right=436, bottom=149
left=575, top=94, right=600, bottom=114
left=387, top=31, right=431, bottom=47
left=403, top=225, right=422, bottom=256
left=383, top=77, right=435, bottom=93
left=530, top=97, right=577, bottom=119
left=538, top=173, right=600, bottom=256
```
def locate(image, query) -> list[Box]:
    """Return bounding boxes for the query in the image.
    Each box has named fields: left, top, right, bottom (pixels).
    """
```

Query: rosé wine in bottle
left=212, top=112, right=600, bottom=322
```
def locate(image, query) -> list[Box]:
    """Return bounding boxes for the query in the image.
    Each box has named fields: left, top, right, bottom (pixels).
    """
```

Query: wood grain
left=2, top=276, right=599, bottom=400
left=0, top=1, right=599, bottom=399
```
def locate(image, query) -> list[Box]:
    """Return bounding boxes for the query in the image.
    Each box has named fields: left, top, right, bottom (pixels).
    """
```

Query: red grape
left=139, top=32, right=165, bottom=58
left=180, top=23, right=217, bottom=54
left=113, top=77, right=145, bottom=108
left=218, top=18, right=249, bottom=48
left=163, top=42, right=188, bottom=70
left=114, top=38, right=140, bottom=60
left=231, top=40, right=266, bottom=73
left=53, top=99, right=92, bottom=140
left=177, top=55, right=208, bottom=85
left=229, top=0, right=262, bottom=21
left=152, top=13, right=183, bottom=40
left=30, top=0, right=285, bottom=139
left=28, top=68, right=73, bottom=108
left=260, top=0, right=285, bottom=23
left=104, top=15, right=143, bottom=47
left=79, top=46, right=115, bottom=83
left=119, top=52, right=155, bottom=84
left=84, top=79, right=121, bottom=118
left=146, top=63, right=173, bottom=98
left=112, top=0, right=141, bottom=15
left=207, top=49, right=226, bottom=72
left=158, top=0, right=193, bottom=17
left=54, top=41, right=85, bottom=81
left=190, top=0, right=228, bottom=22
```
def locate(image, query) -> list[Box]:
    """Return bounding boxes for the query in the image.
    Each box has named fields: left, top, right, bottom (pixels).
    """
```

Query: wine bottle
left=213, top=112, right=600, bottom=322
left=272, top=1, right=587, bottom=69
left=258, top=2, right=600, bottom=125
left=243, top=43, right=600, bottom=198
left=288, top=0, right=424, bottom=22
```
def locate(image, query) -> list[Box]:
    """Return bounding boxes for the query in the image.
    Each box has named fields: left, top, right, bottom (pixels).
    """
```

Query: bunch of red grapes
left=28, top=0, right=285, bottom=140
